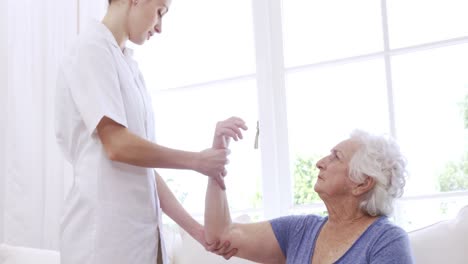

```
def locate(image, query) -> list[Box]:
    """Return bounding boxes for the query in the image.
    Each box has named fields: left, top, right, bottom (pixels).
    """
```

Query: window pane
left=282, top=0, right=383, bottom=67
left=134, top=0, right=256, bottom=89
left=387, top=0, right=468, bottom=48
left=285, top=59, right=390, bottom=205
left=151, top=80, right=262, bottom=214
left=392, top=44, right=468, bottom=195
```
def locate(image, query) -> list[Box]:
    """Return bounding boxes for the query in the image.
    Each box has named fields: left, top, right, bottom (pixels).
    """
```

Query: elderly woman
left=204, top=118, right=414, bottom=264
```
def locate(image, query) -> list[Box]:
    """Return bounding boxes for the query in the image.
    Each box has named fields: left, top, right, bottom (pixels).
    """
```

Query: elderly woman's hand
left=212, top=116, right=248, bottom=150
left=210, top=116, right=248, bottom=189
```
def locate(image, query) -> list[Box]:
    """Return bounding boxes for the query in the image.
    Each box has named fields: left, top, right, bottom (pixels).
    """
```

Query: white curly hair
left=348, top=130, right=407, bottom=216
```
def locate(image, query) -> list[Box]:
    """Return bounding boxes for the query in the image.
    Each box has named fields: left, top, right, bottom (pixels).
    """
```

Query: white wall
left=0, top=0, right=8, bottom=244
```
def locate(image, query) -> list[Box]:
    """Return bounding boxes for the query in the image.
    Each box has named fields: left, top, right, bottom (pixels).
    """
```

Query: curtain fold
left=4, top=0, right=77, bottom=250
left=4, top=0, right=107, bottom=250
left=0, top=0, right=7, bottom=244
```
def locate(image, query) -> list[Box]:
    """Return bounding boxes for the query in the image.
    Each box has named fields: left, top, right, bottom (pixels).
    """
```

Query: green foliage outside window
left=253, top=93, right=467, bottom=209
left=293, top=156, right=321, bottom=205
left=437, top=93, right=468, bottom=192
left=292, top=92, right=468, bottom=197
left=251, top=155, right=323, bottom=207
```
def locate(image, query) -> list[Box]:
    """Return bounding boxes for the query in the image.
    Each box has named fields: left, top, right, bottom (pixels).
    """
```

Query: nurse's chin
left=129, top=37, right=147, bottom=46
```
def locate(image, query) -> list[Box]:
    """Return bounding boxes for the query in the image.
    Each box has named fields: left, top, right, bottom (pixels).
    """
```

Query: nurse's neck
left=102, top=5, right=129, bottom=51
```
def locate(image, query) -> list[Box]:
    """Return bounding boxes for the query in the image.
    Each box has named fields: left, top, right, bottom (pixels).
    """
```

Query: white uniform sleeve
left=63, top=40, right=127, bottom=135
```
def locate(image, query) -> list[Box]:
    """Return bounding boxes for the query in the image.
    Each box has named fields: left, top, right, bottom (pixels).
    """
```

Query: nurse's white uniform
left=55, top=21, right=167, bottom=264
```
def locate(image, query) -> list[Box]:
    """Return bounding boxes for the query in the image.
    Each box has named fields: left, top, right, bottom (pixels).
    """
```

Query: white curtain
left=3, top=0, right=77, bottom=250
left=1, top=0, right=8, bottom=244
left=3, top=0, right=107, bottom=250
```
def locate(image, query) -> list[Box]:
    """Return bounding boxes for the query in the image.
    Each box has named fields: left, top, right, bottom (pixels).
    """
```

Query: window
left=282, top=0, right=383, bottom=66
left=136, top=0, right=468, bottom=230
left=282, top=0, right=468, bottom=230
left=285, top=59, right=390, bottom=207
left=387, top=0, right=468, bottom=48
left=134, top=0, right=262, bottom=221
left=391, top=44, right=468, bottom=230
left=147, top=81, right=262, bottom=216
left=136, top=0, right=255, bottom=89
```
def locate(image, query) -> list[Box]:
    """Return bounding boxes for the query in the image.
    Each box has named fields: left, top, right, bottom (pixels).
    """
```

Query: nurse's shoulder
left=63, top=21, right=116, bottom=69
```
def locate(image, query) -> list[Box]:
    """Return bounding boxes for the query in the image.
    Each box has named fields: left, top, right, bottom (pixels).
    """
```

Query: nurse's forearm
left=109, top=128, right=199, bottom=169
left=204, top=178, right=232, bottom=244
left=97, top=116, right=199, bottom=170
left=155, top=172, right=202, bottom=237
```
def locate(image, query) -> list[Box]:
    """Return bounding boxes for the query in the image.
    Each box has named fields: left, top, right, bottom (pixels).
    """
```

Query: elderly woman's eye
left=330, top=151, right=341, bottom=161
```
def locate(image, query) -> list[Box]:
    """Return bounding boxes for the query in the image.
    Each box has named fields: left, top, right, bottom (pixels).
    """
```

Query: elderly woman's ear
left=352, top=176, right=376, bottom=196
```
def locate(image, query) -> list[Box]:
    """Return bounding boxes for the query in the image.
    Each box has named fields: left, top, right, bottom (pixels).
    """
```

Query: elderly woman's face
left=314, top=138, right=361, bottom=198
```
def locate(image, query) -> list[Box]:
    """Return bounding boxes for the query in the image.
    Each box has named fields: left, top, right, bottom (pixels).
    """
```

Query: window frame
left=141, top=0, right=468, bottom=225
left=253, top=0, right=468, bottom=222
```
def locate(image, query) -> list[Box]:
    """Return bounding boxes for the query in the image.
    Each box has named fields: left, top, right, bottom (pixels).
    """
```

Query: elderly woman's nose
left=316, top=157, right=326, bottom=169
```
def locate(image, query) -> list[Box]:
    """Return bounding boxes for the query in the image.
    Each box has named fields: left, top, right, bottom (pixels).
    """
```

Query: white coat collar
left=94, top=20, right=135, bottom=58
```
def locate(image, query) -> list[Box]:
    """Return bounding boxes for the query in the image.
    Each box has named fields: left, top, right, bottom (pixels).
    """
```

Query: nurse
left=55, top=0, right=247, bottom=263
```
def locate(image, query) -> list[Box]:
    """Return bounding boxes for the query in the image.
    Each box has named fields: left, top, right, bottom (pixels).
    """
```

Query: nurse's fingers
left=221, top=169, right=227, bottom=177
left=222, top=248, right=238, bottom=260
left=206, top=240, right=235, bottom=259
left=215, top=173, right=226, bottom=190
left=208, top=240, right=235, bottom=257
left=215, top=240, right=231, bottom=253
left=205, top=240, right=221, bottom=252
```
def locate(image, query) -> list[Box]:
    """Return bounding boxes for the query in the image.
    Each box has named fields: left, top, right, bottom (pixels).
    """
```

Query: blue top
left=270, top=215, right=414, bottom=264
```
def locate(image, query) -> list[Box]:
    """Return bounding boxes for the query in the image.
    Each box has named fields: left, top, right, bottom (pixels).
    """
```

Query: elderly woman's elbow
left=206, top=227, right=237, bottom=247
left=204, top=230, right=221, bottom=244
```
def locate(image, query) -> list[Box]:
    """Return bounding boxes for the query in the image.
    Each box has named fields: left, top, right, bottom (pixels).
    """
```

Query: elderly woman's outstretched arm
left=204, top=177, right=286, bottom=263
left=204, top=117, right=285, bottom=263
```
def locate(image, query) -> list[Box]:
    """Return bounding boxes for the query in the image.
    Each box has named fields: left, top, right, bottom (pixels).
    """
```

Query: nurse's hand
left=206, top=240, right=238, bottom=260
left=196, top=148, right=230, bottom=189
left=207, top=241, right=238, bottom=260
left=193, top=227, right=237, bottom=260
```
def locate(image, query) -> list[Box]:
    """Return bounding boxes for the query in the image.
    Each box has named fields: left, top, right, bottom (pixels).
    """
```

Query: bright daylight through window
left=134, top=0, right=468, bottom=230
